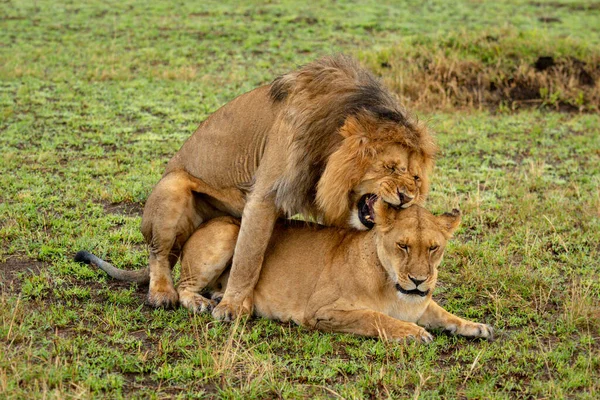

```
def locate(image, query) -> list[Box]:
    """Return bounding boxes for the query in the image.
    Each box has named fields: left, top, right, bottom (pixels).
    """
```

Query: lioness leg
left=178, top=217, right=240, bottom=313
left=311, top=308, right=433, bottom=343
left=141, top=170, right=221, bottom=308
left=417, top=300, right=494, bottom=339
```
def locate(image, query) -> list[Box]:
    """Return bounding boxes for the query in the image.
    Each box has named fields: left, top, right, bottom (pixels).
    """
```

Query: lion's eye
left=414, top=175, right=420, bottom=181
left=397, top=243, right=408, bottom=251
left=385, top=164, right=396, bottom=173
left=429, top=245, right=439, bottom=252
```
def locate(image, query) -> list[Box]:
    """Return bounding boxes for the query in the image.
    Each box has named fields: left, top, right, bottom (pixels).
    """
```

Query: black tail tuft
left=74, top=250, right=93, bottom=264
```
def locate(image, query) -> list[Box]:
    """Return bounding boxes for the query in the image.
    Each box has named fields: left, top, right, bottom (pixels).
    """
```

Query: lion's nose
left=408, top=275, right=426, bottom=287
left=397, top=190, right=414, bottom=205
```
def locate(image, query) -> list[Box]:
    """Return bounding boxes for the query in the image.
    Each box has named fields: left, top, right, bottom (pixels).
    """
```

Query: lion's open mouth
left=358, top=193, right=378, bottom=229
left=395, top=283, right=429, bottom=297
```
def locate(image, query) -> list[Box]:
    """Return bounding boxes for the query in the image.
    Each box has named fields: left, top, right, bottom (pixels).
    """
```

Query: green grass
left=1, top=0, right=600, bottom=398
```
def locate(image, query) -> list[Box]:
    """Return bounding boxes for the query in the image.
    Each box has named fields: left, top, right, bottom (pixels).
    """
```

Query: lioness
left=86, top=55, right=437, bottom=320
left=77, top=203, right=493, bottom=341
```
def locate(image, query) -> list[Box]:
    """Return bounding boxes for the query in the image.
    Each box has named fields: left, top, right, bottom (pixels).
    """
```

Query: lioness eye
left=397, top=243, right=408, bottom=251
left=429, top=245, right=439, bottom=252
left=414, top=175, right=420, bottom=181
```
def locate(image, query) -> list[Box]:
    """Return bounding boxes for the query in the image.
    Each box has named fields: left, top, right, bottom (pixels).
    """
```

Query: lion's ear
left=437, top=209, right=461, bottom=236
left=339, top=116, right=370, bottom=145
left=373, top=200, right=396, bottom=229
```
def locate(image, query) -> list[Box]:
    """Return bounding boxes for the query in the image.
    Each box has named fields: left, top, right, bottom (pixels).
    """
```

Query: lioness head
left=373, top=202, right=461, bottom=302
left=316, top=112, right=437, bottom=230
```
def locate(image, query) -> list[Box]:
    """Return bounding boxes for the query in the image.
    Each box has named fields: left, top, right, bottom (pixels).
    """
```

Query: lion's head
left=372, top=202, right=461, bottom=302
left=270, top=55, right=436, bottom=229
left=316, top=112, right=437, bottom=230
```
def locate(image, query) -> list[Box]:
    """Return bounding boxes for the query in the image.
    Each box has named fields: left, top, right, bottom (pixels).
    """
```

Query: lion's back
left=165, top=85, right=280, bottom=188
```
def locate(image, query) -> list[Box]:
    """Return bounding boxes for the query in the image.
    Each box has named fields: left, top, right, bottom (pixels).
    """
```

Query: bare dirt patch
left=529, top=1, right=600, bottom=11
left=84, top=275, right=149, bottom=305
left=0, top=257, right=45, bottom=293
left=365, top=32, right=600, bottom=112
left=103, top=201, right=143, bottom=217
left=538, top=16, right=561, bottom=23
left=0, top=254, right=147, bottom=305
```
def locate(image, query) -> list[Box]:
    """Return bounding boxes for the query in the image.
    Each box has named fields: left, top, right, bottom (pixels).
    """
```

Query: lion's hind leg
left=178, top=217, right=240, bottom=314
left=141, top=170, right=225, bottom=308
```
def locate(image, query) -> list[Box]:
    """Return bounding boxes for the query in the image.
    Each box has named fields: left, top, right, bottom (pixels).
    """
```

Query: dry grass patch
left=362, top=30, right=600, bottom=112
left=562, top=279, right=600, bottom=331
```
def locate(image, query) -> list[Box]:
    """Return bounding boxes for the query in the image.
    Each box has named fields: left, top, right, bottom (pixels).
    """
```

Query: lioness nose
left=408, top=275, right=426, bottom=286
left=398, top=190, right=414, bottom=205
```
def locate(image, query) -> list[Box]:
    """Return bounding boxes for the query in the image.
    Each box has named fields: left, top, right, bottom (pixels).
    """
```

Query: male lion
left=83, top=55, right=437, bottom=320
left=76, top=203, right=493, bottom=341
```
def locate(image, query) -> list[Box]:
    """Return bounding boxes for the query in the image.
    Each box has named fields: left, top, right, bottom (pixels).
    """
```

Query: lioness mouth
left=358, top=193, right=378, bottom=229
left=395, top=283, right=429, bottom=297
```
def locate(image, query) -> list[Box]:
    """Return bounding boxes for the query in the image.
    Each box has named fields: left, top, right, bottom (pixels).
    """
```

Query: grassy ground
left=1, top=0, right=599, bottom=398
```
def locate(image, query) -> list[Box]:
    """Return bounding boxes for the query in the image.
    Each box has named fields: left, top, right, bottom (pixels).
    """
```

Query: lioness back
left=252, top=224, right=356, bottom=324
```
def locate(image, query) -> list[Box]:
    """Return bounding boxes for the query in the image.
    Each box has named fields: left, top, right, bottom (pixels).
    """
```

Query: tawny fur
left=176, top=204, right=493, bottom=342
left=83, top=55, right=437, bottom=318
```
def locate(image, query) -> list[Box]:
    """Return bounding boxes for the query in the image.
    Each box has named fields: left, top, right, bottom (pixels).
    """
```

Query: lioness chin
left=174, top=202, right=493, bottom=342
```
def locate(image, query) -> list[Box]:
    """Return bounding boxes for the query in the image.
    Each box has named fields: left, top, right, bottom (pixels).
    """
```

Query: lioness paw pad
left=476, top=324, right=494, bottom=340
left=418, top=329, right=434, bottom=343
left=399, top=329, right=433, bottom=344
left=460, top=323, right=494, bottom=340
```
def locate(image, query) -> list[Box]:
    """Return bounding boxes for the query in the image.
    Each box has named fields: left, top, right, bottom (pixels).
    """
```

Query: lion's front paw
left=179, top=291, right=216, bottom=314
left=457, top=323, right=494, bottom=340
left=147, top=286, right=179, bottom=309
left=211, top=298, right=252, bottom=321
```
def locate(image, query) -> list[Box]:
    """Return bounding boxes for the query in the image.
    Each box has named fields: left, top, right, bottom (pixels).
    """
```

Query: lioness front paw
left=179, top=291, right=216, bottom=314
left=396, top=327, right=433, bottom=343
left=147, top=287, right=179, bottom=309
left=411, top=328, right=434, bottom=343
left=211, top=298, right=252, bottom=321
left=456, top=323, right=494, bottom=340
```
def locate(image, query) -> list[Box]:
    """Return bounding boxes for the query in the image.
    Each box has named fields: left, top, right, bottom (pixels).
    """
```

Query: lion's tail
left=74, top=250, right=150, bottom=284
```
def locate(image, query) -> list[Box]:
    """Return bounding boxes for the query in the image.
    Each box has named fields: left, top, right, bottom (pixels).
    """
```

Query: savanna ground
left=1, top=0, right=599, bottom=398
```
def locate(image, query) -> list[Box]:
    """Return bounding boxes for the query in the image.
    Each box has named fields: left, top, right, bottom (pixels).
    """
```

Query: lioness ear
left=437, top=209, right=461, bottom=236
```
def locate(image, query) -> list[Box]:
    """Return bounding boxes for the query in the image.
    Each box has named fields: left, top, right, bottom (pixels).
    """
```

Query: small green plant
left=20, top=273, right=51, bottom=299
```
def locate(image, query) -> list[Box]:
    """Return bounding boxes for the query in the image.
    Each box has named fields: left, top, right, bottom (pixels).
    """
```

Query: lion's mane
left=269, top=55, right=437, bottom=224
